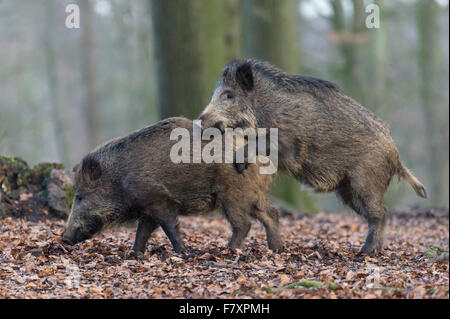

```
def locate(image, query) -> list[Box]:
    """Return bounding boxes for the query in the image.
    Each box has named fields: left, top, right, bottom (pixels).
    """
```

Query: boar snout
left=61, top=222, right=97, bottom=246
left=61, top=228, right=84, bottom=246
left=198, top=114, right=225, bottom=134
left=61, top=235, right=74, bottom=245
left=197, top=113, right=208, bottom=126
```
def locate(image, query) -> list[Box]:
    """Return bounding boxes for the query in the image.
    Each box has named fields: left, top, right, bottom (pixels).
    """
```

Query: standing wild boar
left=61, top=117, right=282, bottom=255
left=199, top=59, right=427, bottom=255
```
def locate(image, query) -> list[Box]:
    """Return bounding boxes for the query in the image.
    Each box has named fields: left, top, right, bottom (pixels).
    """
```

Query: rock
left=0, top=156, right=30, bottom=192
left=45, top=169, right=74, bottom=219
left=26, top=162, right=64, bottom=187
left=0, top=156, right=72, bottom=220
left=0, top=156, right=64, bottom=195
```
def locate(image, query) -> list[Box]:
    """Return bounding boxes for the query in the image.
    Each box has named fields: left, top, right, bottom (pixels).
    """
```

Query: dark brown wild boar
left=199, top=59, right=427, bottom=255
left=61, top=117, right=282, bottom=255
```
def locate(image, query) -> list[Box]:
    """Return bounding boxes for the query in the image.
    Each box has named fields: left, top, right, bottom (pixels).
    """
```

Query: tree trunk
left=224, top=0, right=241, bottom=61
left=329, top=0, right=367, bottom=103
left=241, top=0, right=317, bottom=213
left=241, top=0, right=297, bottom=72
left=416, top=0, right=448, bottom=206
left=369, top=0, right=387, bottom=115
left=149, top=0, right=207, bottom=120
left=79, top=0, right=100, bottom=150
left=43, top=0, right=69, bottom=164
left=203, top=0, right=227, bottom=96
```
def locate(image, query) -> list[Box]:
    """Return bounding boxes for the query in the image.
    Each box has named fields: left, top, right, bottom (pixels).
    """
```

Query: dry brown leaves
left=0, top=208, right=448, bottom=299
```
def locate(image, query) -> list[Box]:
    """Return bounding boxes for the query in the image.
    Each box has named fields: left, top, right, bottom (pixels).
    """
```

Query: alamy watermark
left=169, top=120, right=279, bottom=174
left=365, top=4, right=380, bottom=29
left=65, top=4, right=80, bottom=29
left=365, top=264, right=381, bottom=288
left=62, top=258, right=81, bottom=289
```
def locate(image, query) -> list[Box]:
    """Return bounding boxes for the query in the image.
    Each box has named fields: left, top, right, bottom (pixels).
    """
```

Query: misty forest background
left=0, top=0, right=448, bottom=214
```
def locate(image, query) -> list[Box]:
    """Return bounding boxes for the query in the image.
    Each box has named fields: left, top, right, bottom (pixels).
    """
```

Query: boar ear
left=81, top=156, right=102, bottom=181
left=236, top=62, right=254, bottom=91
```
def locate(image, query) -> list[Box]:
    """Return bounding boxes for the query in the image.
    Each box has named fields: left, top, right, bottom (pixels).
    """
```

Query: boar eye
left=221, top=91, right=234, bottom=100
left=75, top=194, right=83, bottom=202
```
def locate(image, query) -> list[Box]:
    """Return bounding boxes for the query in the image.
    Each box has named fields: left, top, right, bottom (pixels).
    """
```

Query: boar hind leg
left=337, top=178, right=387, bottom=255
left=254, top=206, right=283, bottom=252
left=132, top=216, right=159, bottom=253
left=361, top=213, right=386, bottom=255
left=223, top=206, right=252, bottom=249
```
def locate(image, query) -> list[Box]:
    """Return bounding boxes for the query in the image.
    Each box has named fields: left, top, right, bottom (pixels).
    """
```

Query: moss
left=32, top=163, right=64, bottom=176
left=326, top=283, right=343, bottom=291
left=371, top=286, right=407, bottom=292
left=0, top=156, right=30, bottom=191
left=281, top=280, right=323, bottom=289
left=43, top=167, right=52, bottom=179
left=425, top=246, right=445, bottom=258
left=266, top=280, right=342, bottom=293
left=37, top=190, right=46, bottom=197
left=232, top=289, right=245, bottom=296
left=265, top=280, right=326, bottom=293
left=19, top=162, right=65, bottom=188
left=5, top=156, right=17, bottom=163
left=0, top=156, right=28, bottom=167
left=425, top=246, right=449, bottom=262
left=64, top=185, right=75, bottom=209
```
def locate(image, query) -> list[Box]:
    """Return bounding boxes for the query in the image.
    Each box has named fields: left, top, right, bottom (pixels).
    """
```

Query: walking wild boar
left=199, top=59, right=427, bottom=255
left=61, top=117, right=282, bottom=255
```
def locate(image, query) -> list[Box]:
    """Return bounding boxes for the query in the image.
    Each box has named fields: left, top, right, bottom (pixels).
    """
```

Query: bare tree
left=43, top=0, right=69, bottom=164
left=79, top=0, right=100, bottom=150
left=329, top=0, right=367, bottom=104
left=241, top=0, right=298, bottom=70
left=149, top=0, right=207, bottom=120
left=241, top=0, right=317, bottom=213
left=416, top=0, right=449, bottom=206
left=224, top=0, right=241, bottom=61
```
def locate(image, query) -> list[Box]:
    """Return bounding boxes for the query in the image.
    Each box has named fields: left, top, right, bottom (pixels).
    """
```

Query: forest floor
left=0, top=205, right=448, bottom=299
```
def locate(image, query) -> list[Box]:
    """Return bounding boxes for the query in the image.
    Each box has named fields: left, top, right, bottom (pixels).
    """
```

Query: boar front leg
left=151, top=205, right=186, bottom=254
left=159, top=220, right=186, bottom=254
left=132, top=216, right=159, bottom=253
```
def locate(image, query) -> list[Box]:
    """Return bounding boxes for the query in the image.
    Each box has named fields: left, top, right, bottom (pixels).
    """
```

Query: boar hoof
left=126, top=250, right=145, bottom=260
left=361, top=242, right=383, bottom=256
left=270, top=245, right=284, bottom=254
left=175, top=248, right=187, bottom=255
left=173, top=244, right=187, bottom=255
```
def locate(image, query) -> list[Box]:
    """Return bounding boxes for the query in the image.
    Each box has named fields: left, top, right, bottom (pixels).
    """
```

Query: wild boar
left=198, top=59, right=427, bottom=255
left=61, top=117, right=282, bottom=255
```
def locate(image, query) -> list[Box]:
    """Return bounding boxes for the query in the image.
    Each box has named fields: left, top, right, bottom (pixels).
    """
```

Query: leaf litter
left=0, top=207, right=448, bottom=299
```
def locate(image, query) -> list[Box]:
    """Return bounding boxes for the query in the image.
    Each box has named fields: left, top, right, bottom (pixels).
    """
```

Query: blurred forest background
left=0, top=0, right=448, bottom=213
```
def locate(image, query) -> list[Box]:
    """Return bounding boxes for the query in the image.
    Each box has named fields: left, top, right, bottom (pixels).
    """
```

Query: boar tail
left=397, top=163, right=427, bottom=199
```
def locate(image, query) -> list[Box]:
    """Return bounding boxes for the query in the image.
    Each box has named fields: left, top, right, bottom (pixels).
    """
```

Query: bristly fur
left=227, top=59, right=343, bottom=97
left=63, top=117, right=283, bottom=253
left=200, top=58, right=427, bottom=256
